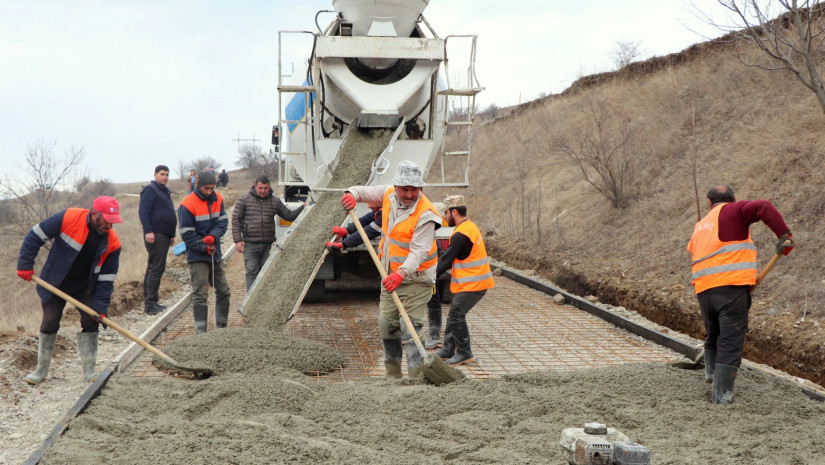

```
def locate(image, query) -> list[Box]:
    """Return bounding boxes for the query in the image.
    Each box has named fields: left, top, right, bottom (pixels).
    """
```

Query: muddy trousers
left=698, top=285, right=749, bottom=404
left=143, top=234, right=171, bottom=306
left=189, top=260, right=231, bottom=333
left=437, top=290, right=486, bottom=360
left=378, top=282, right=430, bottom=379
left=242, top=242, right=272, bottom=292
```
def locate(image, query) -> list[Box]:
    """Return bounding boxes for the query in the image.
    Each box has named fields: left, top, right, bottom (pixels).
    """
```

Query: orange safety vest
left=62, top=208, right=121, bottom=278
left=450, top=219, right=495, bottom=293
left=379, top=187, right=439, bottom=273
left=687, top=203, right=757, bottom=294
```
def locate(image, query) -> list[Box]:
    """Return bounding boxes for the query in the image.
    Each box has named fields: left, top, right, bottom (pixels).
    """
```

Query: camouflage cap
left=443, top=194, right=466, bottom=209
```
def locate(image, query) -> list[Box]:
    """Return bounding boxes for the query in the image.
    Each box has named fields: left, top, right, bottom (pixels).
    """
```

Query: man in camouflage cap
left=435, top=194, right=495, bottom=365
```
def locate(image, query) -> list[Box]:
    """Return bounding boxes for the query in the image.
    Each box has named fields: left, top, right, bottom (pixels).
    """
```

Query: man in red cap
left=16, top=196, right=123, bottom=385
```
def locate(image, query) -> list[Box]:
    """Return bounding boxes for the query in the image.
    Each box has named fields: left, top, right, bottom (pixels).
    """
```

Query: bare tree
left=193, top=156, right=221, bottom=173
left=235, top=143, right=266, bottom=169
left=551, top=100, right=644, bottom=208
left=611, top=40, right=644, bottom=69
left=703, top=1, right=825, bottom=114
left=0, top=140, right=86, bottom=244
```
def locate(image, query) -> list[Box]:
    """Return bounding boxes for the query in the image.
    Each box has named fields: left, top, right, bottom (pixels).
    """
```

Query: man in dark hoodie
left=138, top=165, right=177, bottom=315
left=231, top=176, right=305, bottom=291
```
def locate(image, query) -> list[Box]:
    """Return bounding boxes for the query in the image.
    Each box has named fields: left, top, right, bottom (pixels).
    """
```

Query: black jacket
left=139, top=180, right=177, bottom=237
left=231, top=186, right=304, bottom=244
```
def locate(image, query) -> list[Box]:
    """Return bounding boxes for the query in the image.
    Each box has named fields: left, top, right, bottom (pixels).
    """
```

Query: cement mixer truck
left=273, top=0, right=482, bottom=297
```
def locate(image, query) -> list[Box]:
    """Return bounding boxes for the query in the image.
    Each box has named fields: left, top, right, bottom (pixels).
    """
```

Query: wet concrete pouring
left=36, top=128, right=825, bottom=464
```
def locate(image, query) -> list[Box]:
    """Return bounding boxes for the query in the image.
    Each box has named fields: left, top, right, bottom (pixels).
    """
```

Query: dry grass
left=0, top=168, right=257, bottom=333
left=464, top=39, right=825, bottom=320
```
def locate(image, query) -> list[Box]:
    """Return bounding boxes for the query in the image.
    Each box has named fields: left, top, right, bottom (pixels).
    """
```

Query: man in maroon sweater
left=687, top=185, right=794, bottom=404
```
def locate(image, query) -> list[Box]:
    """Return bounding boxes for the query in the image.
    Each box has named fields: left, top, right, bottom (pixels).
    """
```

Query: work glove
left=776, top=232, right=795, bottom=256
left=331, top=226, right=348, bottom=237
left=92, top=312, right=108, bottom=330
left=17, top=269, right=34, bottom=281
left=342, top=193, right=356, bottom=211
left=326, top=241, right=344, bottom=252
left=206, top=244, right=216, bottom=255
left=382, top=272, right=403, bottom=293
left=202, top=235, right=216, bottom=245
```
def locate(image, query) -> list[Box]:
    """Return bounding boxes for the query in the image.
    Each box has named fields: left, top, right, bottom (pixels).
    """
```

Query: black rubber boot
left=704, top=349, right=717, bottom=384
left=424, top=300, right=442, bottom=349
left=382, top=339, right=403, bottom=379
left=215, top=300, right=229, bottom=329
left=446, top=320, right=473, bottom=365
left=712, top=363, right=738, bottom=405
left=435, top=322, right=455, bottom=359
left=25, top=332, right=57, bottom=385
left=77, top=332, right=99, bottom=382
left=193, top=305, right=208, bottom=334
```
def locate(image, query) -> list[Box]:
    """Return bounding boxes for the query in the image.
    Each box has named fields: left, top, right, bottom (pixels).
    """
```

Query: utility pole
left=232, top=133, right=260, bottom=152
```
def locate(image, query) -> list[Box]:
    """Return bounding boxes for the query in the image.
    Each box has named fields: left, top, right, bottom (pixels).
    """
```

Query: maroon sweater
left=715, top=200, right=790, bottom=242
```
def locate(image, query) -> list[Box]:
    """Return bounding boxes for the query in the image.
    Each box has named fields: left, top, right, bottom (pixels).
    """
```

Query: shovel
left=347, top=209, right=464, bottom=386
left=672, top=248, right=787, bottom=370
left=32, top=276, right=214, bottom=378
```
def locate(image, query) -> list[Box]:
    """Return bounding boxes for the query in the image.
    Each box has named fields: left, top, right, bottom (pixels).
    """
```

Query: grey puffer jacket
left=231, top=187, right=304, bottom=244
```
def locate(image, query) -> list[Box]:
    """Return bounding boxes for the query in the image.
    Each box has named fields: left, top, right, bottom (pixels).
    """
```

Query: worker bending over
left=687, top=185, right=794, bottom=404
left=17, top=196, right=123, bottom=384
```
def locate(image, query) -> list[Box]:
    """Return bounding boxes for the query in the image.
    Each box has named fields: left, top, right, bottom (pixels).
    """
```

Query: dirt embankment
left=486, top=239, right=825, bottom=389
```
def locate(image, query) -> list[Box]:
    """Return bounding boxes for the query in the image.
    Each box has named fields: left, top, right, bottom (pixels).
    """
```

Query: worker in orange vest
left=688, top=185, right=794, bottom=404
left=342, top=161, right=442, bottom=380
left=435, top=194, right=495, bottom=365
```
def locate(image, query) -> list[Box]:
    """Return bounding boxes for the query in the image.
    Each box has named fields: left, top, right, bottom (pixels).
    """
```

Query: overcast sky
left=0, top=0, right=724, bottom=185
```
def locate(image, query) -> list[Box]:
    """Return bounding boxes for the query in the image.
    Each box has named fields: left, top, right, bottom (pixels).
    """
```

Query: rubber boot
left=406, top=341, right=425, bottom=381
left=446, top=320, right=474, bottom=365
left=382, top=339, right=403, bottom=379
left=435, top=322, right=455, bottom=359
left=704, top=349, right=717, bottom=384
left=193, top=305, right=208, bottom=334
left=77, top=332, right=99, bottom=382
left=215, top=300, right=229, bottom=329
left=712, top=364, right=738, bottom=405
left=25, top=332, right=57, bottom=385
left=424, top=305, right=442, bottom=349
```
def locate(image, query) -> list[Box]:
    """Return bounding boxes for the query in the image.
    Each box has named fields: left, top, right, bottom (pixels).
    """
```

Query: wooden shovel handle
left=348, top=210, right=429, bottom=358
left=755, top=253, right=782, bottom=286
left=31, top=275, right=177, bottom=364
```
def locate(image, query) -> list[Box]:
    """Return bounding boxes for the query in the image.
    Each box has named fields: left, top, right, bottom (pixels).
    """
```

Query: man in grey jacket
left=232, top=176, right=305, bottom=291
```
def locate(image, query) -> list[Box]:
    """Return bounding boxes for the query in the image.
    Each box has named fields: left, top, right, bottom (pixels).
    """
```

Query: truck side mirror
left=272, top=126, right=280, bottom=146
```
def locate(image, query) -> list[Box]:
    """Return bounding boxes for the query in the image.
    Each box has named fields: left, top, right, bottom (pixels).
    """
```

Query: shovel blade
left=421, top=354, right=465, bottom=386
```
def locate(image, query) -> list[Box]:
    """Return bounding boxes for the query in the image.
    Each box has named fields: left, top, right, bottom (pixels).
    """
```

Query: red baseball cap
left=92, top=196, right=123, bottom=224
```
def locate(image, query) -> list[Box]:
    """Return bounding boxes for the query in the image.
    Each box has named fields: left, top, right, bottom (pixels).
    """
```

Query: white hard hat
left=391, top=161, right=424, bottom=187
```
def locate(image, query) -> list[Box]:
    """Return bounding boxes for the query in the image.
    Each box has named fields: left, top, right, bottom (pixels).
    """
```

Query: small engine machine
left=559, top=423, right=650, bottom=465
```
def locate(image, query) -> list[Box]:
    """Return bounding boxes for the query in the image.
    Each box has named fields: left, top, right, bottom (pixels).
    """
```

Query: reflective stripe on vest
left=62, top=208, right=121, bottom=282
left=379, top=187, right=439, bottom=273
left=687, top=204, right=757, bottom=294
left=450, top=220, right=495, bottom=293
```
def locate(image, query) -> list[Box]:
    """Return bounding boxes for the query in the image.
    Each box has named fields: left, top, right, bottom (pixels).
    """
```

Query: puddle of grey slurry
left=40, top=362, right=825, bottom=464
left=243, top=126, right=395, bottom=330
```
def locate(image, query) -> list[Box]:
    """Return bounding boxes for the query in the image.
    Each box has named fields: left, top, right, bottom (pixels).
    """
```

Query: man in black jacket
left=138, top=165, right=177, bottom=315
left=232, top=176, right=305, bottom=291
